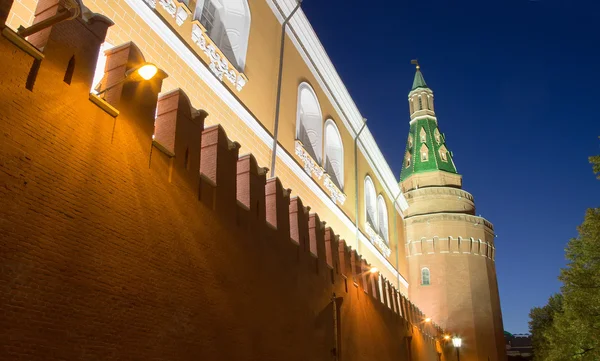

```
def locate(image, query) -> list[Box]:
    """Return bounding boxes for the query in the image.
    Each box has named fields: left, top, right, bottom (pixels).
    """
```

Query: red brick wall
left=0, top=11, right=447, bottom=361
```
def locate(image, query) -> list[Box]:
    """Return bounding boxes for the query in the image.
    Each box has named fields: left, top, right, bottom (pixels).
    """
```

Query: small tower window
left=421, top=268, right=430, bottom=286
left=434, top=128, right=441, bottom=144
left=409, top=98, right=414, bottom=114
left=418, top=96, right=423, bottom=110
left=440, top=150, right=448, bottom=162
left=405, top=152, right=411, bottom=168
left=420, top=127, right=427, bottom=143
left=408, top=134, right=413, bottom=148
left=420, top=144, right=429, bottom=161
left=439, top=145, right=448, bottom=162
left=422, top=93, right=428, bottom=110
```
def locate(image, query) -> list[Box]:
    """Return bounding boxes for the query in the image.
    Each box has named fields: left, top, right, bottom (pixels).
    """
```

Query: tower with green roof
left=400, top=62, right=459, bottom=185
left=402, top=63, right=507, bottom=361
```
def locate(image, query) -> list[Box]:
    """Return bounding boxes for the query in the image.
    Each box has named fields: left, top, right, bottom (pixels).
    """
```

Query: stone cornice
left=405, top=212, right=494, bottom=231
left=404, top=187, right=474, bottom=202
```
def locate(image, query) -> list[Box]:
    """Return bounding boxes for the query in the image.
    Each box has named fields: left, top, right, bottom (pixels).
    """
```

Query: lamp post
left=452, top=336, right=462, bottom=361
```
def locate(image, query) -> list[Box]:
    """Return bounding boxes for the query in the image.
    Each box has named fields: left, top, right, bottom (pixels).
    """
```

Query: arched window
left=421, top=268, right=430, bottom=286
left=377, top=195, right=389, bottom=244
left=439, top=145, right=448, bottom=162
left=418, top=96, right=423, bottom=110
left=296, top=83, right=323, bottom=163
left=324, top=120, right=344, bottom=190
left=420, top=127, right=427, bottom=143
left=405, top=152, right=411, bottom=168
left=434, top=128, right=441, bottom=144
left=420, top=143, right=429, bottom=161
left=364, top=176, right=377, bottom=229
left=194, top=0, right=251, bottom=71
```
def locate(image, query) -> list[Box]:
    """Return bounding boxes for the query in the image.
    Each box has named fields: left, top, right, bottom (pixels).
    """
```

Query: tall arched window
left=324, top=120, right=344, bottom=190
left=364, top=176, right=377, bottom=228
left=296, top=83, right=323, bottom=163
left=377, top=195, right=389, bottom=244
left=421, top=268, right=431, bottom=286
left=194, top=0, right=251, bottom=71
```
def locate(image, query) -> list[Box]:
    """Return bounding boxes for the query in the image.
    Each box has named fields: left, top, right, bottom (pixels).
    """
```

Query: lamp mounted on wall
left=95, top=63, right=158, bottom=97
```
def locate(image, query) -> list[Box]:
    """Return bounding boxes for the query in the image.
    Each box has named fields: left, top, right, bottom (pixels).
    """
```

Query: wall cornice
left=406, top=212, right=495, bottom=232
left=404, top=187, right=474, bottom=202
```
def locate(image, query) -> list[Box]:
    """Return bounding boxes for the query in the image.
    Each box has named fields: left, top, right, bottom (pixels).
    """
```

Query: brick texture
left=0, top=8, right=449, bottom=361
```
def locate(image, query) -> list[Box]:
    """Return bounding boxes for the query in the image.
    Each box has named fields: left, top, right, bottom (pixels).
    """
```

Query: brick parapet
left=0, top=7, right=449, bottom=361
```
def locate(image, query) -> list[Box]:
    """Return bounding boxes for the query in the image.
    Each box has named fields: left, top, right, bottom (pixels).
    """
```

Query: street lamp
left=95, top=63, right=159, bottom=96
left=452, top=336, right=462, bottom=361
left=424, top=317, right=432, bottom=323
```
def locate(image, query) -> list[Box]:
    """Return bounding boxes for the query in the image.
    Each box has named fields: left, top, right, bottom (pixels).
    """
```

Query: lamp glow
left=443, top=334, right=451, bottom=340
left=424, top=317, right=431, bottom=323
left=137, top=64, right=158, bottom=80
left=452, top=336, right=462, bottom=348
left=369, top=267, right=378, bottom=274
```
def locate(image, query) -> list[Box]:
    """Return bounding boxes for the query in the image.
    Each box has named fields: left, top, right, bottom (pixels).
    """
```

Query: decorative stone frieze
left=175, top=6, right=189, bottom=25
left=191, top=23, right=248, bottom=91
left=323, top=174, right=346, bottom=205
left=405, top=236, right=495, bottom=261
left=365, top=222, right=392, bottom=258
left=295, top=140, right=324, bottom=180
left=142, top=0, right=247, bottom=91
left=158, top=0, right=176, bottom=16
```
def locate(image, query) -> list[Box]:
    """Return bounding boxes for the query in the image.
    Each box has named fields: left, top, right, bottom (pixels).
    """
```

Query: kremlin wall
left=0, top=2, right=449, bottom=360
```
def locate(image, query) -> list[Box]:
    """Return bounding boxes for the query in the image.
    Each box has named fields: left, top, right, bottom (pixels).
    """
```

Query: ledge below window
left=365, top=222, right=391, bottom=258
left=323, top=174, right=346, bottom=205
left=295, top=140, right=324, bottom=180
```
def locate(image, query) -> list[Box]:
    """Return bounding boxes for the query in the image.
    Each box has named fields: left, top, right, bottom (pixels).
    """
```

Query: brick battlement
left=0, top=2, right=449, bottom=360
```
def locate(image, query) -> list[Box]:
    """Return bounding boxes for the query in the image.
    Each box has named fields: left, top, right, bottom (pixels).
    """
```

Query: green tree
left=529, top=146, right=599, bottom=360
left=591, top=137, right=600, bottom=179
left=529, top=294, right=563, bottom=360
left=552, top=208, right=600, bottom=359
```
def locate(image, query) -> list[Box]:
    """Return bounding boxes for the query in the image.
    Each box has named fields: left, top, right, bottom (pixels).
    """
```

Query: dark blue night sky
left=301, top=0, right=600, bottom=333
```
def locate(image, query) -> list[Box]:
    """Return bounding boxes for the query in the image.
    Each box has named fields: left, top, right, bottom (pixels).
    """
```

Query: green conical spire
left=401, top=63, right=457, bottom=181
left=411, top=65, right=428, bottom=91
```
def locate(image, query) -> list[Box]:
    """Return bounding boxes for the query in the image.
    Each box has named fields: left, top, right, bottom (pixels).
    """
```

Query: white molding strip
left=123, top=0, right=408, bottom=289
left=265, top=0, right=409, bottom=215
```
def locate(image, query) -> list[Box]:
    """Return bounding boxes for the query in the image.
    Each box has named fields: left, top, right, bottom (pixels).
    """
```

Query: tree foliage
left=530, top=146, right=600, bottom=360
left=591, top=137, right=600, bottom=179
left=529, top=294, right=563, bottom=360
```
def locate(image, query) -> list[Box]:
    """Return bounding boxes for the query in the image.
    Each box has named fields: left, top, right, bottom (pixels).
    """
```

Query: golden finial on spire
left=411, top=59, right=420, bottom=70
